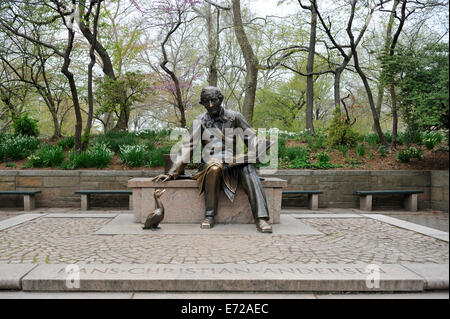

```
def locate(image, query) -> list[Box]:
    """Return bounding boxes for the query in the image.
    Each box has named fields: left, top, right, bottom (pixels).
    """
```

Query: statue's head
left=200, top=86, right=223, bottom=117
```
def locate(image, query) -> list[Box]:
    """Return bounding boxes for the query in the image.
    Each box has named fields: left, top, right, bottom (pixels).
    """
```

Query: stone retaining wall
left=268, top=170, right=438, bottom=211
left=0, top=169, right=448, bottom=212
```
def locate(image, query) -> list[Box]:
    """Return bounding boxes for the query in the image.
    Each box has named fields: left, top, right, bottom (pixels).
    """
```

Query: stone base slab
left=95, top=214, right=322, bottom=235
left=0, top=264, right=37, bottom=290
left=19, top=263, right=436, bottom=292
left=128, top=178, right=287, bottom=224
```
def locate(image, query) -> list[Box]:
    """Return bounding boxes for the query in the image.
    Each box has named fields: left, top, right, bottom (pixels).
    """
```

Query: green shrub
left=396, top=149, right=411, bottom=163
left=278, top=137, right=287, bottom=159
left=356, top=144, right=366, bottom=158
left=317, top=151, right=330, bottom=163
left=287, top=157, right=312, bottom=169
left=88, top=143, right=114, bottom=168
left=64, top=151, right=91, bottom=169
left=378, top=145, right=388, bottom=157
left=57, top=136, right=75, bottom=150
left=1, top=135, right=40, bottom=160
left=423, top=132, right=443, bottom=150
left=396, top=147, right=424, bottom=163
left=5, top=162, right=15, bottom=168
left=136, top=129, right=171, bottom=140
left=148, top=145, right=170, bottom=167
left=336, top=144, right=349, bottom=158
left=325, top=107, right=359, bottom=147
left=348, top=157, right=363, bottom=168
left=24, top=145, right=64, bottom=168
left=93, top=131, right=138, bottom=154
left=384, top=131, right=393, bottom=143
left=408, top=146, right=424, bottom=160
left=306, top=133, right=325, bottom=151
left=119, top=145, right=148, bottom=167
left=399, top=129, right=422, bottom=145
left=365, top=133, right=380, bottom=146
left=64, top=143, right=113, bottom=169
left=145, top=141, right=156, bottom=151
left=12, top=114, right=39, bottom=137
left=285, top=146, right=309, bottom=161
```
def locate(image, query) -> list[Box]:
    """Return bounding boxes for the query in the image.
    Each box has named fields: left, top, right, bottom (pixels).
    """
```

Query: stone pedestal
left=128, top=178, right=287, bottom=224
left=404, top=194, right=418, bottom=212
left=359, top=195, right=372, bottom=211
left=23, top=195, right=36, bottom=211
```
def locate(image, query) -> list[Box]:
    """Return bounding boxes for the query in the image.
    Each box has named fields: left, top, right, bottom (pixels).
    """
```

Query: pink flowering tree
left=131, top=0, right=202, bottom=128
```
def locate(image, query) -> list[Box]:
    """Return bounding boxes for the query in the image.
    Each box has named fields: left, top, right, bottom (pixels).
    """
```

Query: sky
left=250, top=0, right=294, bottom=17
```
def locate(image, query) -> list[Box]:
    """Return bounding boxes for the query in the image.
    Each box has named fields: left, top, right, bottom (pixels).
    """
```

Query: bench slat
left=355, top=190, right=423, bottom=195
left=283, top=191, right=323, bottom=194
left=75, top=190, right=132, bottom=195
left=0, top=190, right=41, bottom=195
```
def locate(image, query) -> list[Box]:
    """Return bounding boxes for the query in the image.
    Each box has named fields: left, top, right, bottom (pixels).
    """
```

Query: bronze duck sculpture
left=142, top=189, right=166, bottom=230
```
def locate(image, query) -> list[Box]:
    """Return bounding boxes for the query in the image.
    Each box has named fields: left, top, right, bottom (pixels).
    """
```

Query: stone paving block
left=0, top=264, right=37, bottom=290
left=401, top=264, right=449, bottom=290
left=44, top=213, right=118, bottom=218
left=291, top=214, right=364, bottom=218
left=21, top=263, right=425, bottom=292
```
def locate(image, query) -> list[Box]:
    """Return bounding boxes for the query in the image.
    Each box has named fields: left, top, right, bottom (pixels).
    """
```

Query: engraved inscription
left=58, top=265, right=387, bottom=276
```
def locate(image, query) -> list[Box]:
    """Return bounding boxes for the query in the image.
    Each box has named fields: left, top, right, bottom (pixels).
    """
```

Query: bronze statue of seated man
left=152, top=86, right=272, bottom=233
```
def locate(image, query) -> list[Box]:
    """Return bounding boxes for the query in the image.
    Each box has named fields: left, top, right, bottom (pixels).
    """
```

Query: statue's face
left=200, top=88, right=223, bottom=117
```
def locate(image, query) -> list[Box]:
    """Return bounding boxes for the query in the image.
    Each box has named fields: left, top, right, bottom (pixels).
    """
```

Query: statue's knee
left=207, top=164, right=222, bottom=176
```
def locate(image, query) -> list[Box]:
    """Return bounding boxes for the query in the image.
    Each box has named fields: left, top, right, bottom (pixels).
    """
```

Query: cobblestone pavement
left=0, top=216, right=447, bottom=264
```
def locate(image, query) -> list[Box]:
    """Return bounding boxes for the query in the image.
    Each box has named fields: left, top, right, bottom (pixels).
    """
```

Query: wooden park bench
left=282, top=190, right=323, bottom=210
left=75, top=190, right=132, bottom=210
left=355, top=190, right=424, bottom=212
left=0, top=190, right=41, bottom=211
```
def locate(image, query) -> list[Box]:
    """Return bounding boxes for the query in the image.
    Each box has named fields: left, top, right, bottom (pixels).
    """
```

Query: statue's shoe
left=256, top=219, right=272, bottom=233
left=200, top=217, right=215, bottom=229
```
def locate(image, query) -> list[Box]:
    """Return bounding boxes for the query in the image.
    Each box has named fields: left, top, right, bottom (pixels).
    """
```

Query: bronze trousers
left=202, top=163, right=270, bottom=221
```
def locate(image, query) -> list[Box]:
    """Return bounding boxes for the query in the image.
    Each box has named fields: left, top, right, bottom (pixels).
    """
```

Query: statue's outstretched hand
left=152, top=174, right=173, bottom=183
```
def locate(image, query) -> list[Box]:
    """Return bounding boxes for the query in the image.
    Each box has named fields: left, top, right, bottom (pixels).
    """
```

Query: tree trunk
left=78, top=1, right=128, bottom=131
left=347, top=0, right=387, bottom=147
left=50, top=111, right=62, bottom=140
left=231, top=0, right=258, bottom=124
left=61, top=30, right=83, bottom=151
left=83, top=0, right=102, bottom=148
left=334, top=68, right=343, bottom=109
left=305, top=1, right=317, bottom=133
left=390, top=84, right=398, bottom=148
left=206, top=3, right=218, bottom=86
left=373, top=0, right=398, bottom=133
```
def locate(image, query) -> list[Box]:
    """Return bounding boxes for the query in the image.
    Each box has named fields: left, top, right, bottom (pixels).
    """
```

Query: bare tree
left=81, top=0, right=102, bottom=148
left=299, top=0, right=318, bottom=133
left=346, top=0, right=388, bottom=146
left=0, top=0, right=85, bottom=150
